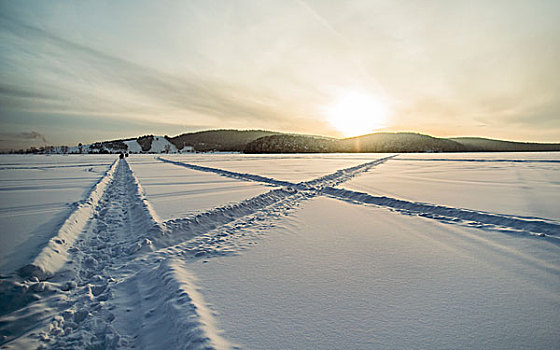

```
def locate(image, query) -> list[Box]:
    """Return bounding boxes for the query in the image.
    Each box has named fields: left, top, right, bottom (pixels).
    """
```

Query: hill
left=70, top=135, right=179, bottom=154
left=341, top=133, right=467, bottom=152
left=246, top=132, right=468, bottom=153
left=166, top=130, right=281, bottom=152
left=244, top=134, right=339, bottom=153
left=10, top=130, right=560, bottom=154
left=450, top=137, right=560, bottom=152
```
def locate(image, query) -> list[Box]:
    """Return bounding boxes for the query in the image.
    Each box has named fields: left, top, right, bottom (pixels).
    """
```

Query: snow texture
left=0, top=152, right=558, bottom=349
left=0, top=155, right=116, bottom=274
left=343, top=152, right=560, bottom=221
left=127, top=156, right=273, bottom=221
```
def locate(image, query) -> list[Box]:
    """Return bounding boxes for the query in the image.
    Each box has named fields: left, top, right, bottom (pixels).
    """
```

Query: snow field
left=126, top=156, right=273, bottom=221
left=343, top=153, right=560, bottom=221
left=0, top=152, right=558, bottom=349
left=168, top=153, right=392, bottom=182
left=190, top=196, right=560, bottom=349
left=0, top=155, right=116, bottom=274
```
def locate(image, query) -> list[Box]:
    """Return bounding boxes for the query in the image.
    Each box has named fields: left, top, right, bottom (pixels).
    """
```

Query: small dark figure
left=125, top=153, right=129, bottom=157
left=119, top=152, right=124, bottom=159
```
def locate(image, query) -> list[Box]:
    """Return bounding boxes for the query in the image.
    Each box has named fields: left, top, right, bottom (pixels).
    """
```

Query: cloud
left=1, top=2, right=559, bottom=142
left=0, top=15, right=294, bottom=128
left=18, top=131, right=48, bottom=143
left=0, top=85, right=59, bottom=101
left=0, top=130, right=48, bottom=143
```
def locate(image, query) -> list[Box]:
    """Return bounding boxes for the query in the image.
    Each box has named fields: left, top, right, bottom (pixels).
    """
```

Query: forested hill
left=166, top=130, right=280, bottom=152
left=449, top=137, right=560, bottom=152
left=245, top=132, right=560, bottom=153
left=11, top=129, right=560, bottom=154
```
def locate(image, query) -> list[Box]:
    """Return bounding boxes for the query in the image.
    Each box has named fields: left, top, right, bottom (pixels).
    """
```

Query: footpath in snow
left=0, top=159, right=224, bottom=349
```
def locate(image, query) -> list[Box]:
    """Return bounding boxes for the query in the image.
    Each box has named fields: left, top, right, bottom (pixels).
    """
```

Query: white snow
left=343, top=152, right=560, bottom=221
left=64, top=136, right=178, bottom=154
left=171, top=153, right=392, bottom=182
left=148, top=136, right=178, bottom=153
left=0, top=152, right=558, bottom=349
left=0, top=155, right=116, bottom=274
left=190, top=196, right=560, bottom=349
left=127, top=155, right=274, bottom=221
left=123, top=139, right=142, bottom=153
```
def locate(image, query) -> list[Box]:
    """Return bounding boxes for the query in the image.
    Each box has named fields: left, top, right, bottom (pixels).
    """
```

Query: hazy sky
left=1, top=0, right=559, bottom=149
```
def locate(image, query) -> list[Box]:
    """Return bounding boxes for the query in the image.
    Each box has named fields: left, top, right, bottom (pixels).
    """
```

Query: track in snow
left=159, top=156, right=560, bottom=239
left=0, top=160, right=214, bottom=349
left=1, top=154, right=558, bottom=349
left=0, top=155, right=398, bottom=349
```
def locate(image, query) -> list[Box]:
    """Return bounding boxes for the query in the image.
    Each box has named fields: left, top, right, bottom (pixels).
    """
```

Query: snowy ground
left=0, top=155, right=116, bottom=274
left=343, top=152, right=560, bottom=220
left=0, top=153, right=558, bottom=349
left=126, top=156, right=272, bottom=221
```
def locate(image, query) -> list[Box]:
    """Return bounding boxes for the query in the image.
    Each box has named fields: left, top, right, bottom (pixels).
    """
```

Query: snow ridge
left=322, top=187, right=560, bottom=237
left=123, top=258, right=233, bottom=350
left=125, top=160, right=167, bottom=246
left=18, top=159, right=119, bottom=280
left=300, top=155, right=397, bottom=189
left=159, top=188, right=310, bottom=249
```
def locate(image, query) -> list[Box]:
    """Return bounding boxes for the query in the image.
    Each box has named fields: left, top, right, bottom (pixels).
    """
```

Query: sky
left=1, top=0, right=559, bottom=150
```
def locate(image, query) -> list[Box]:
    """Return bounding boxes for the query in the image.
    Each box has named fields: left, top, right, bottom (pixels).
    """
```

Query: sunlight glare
left=325, top=91, right=389, bottom=137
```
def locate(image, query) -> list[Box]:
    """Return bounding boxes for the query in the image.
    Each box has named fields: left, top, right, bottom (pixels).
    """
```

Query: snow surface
left=343, top=152, right=560, bottom=221
left=170, top=153, right=392, bottom=182
left=0, top=152, right=558, bottom=349
left=148, top=136, right=178, bottom=153
left=127, top=155, right=273, bottom=221
left=190, top=196, right=560, bottom=349
left=123, top=139, right=142, bottom=153
left=0, top=155, right=116, bottom=274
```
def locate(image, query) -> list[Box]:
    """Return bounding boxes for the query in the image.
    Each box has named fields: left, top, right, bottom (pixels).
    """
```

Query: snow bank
left=123, top=160, right=167, bottom=241
left=124, top=258, right=232, bottom=349
left=0, top=155, right=116, bottom=274
left=18, top=159, right=119, bottom=280
left=160, top=187, right=308, bottom=249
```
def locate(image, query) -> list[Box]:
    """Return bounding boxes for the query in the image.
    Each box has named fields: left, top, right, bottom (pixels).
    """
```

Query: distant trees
left=167, top=130, right=280, bottom=152
left=245, top=135, right=338, bottom=153
left=244, top=132, right=560, bottom=153
left=245, top=133, right=468, bottom=153
left=9, top=131, right=560, bottom=155
left=137, top=135, right=154, bottom=152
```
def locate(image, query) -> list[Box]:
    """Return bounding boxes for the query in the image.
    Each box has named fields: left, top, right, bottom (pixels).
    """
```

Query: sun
left=324, top=91, right=389, bottom=137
